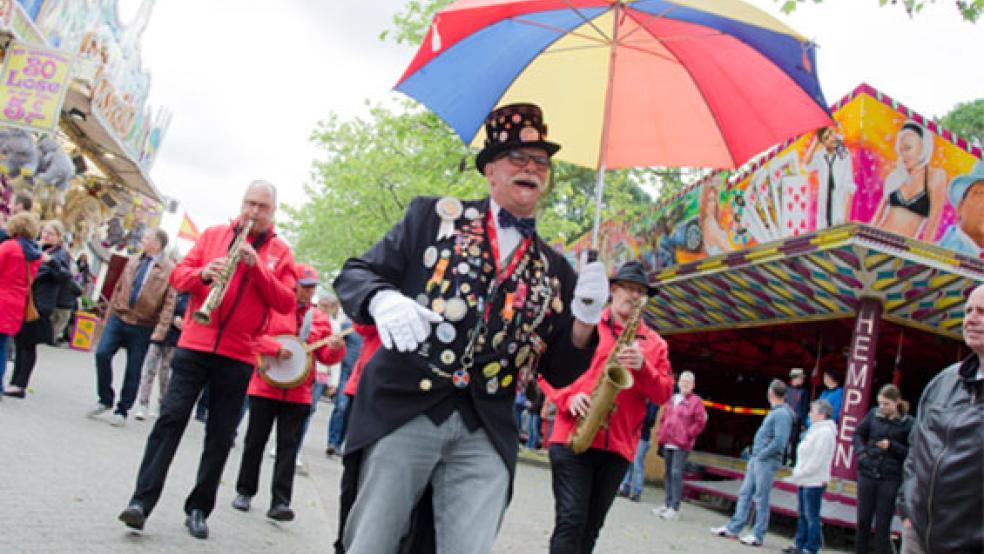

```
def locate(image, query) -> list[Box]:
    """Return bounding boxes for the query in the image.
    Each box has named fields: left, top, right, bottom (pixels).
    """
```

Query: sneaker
left=268, top=446, right=277, bottom=458
left=710, top=526, right=736, bottom=538
left=629, top=493, right=641, bottom=502
left=86, top=402, right=112, bottom=418
left=738, top=534, right=762, bottom=547
left=108, top=413, right=126, bottom=427
left=134, top=406, right=148, bottom=421
left=616, top=488, right=630, bottom=499
left=652, top=506, right=668, bottom=517
left=660, top=508, right=679, bottom=520
left=295, top=459, right=308, bottom=477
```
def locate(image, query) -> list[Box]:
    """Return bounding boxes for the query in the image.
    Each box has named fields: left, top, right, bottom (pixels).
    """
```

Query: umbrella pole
left=589, top=1, right=619, bottom=252
left=589, top=162, right=607, bottom=249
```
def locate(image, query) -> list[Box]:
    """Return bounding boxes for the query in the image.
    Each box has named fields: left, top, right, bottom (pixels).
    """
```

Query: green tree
left=939, top=98, right=984, bottom=145
left=282, top=103, right=486, bottom=277
left=777, top=0, right=983, bottom=22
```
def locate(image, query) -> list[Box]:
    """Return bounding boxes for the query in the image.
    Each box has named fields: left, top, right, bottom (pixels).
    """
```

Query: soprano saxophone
left=568, top=297, right=645, bottom=454
left=192, top=219, right=254, bottom=325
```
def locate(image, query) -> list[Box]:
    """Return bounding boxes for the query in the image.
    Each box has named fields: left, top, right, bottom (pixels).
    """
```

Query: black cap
left=610, top=261, right=659, bottom=297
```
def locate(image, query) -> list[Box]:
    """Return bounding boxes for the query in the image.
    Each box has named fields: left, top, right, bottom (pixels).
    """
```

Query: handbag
left=24, top=260, right=39, bottom=322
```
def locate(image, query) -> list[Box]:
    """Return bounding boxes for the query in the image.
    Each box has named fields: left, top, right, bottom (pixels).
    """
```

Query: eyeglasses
left=498, top=149, right=551, bottom=169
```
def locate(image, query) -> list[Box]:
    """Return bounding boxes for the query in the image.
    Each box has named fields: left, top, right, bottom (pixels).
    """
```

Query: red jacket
left=248, top=303, right=345, bottom=404
left=0, top=239, right=41, bottom=336
left=656, top=392, right=708, bottom=452
left=543, top=308, right=673, bottom=462
left=342, top=323, right=380, bottom=397
left=170, top=220, right=296, bottom=365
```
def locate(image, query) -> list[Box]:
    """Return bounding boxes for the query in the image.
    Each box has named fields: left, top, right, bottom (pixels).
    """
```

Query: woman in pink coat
left=0, top=212, right=42, bottom=394
left=653, top=370, right=707, bottom=520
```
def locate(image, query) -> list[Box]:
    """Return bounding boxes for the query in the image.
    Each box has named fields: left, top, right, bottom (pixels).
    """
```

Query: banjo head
left=259, top=335, right=312, bottom=389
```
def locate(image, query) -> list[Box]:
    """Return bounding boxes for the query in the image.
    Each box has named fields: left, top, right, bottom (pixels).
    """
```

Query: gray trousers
left=662, top=447, right=689, bottom=510
left=343, top=412, right=509, bottom=554
left=136, top=343, right=175, bottom=410
left=51, top=308, right=72, bottom=341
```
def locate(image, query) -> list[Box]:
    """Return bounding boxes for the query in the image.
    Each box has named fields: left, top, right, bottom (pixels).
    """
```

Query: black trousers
left=856, top=474, right=902, bottom=554
left=9, top=316, right=51, bottom=388
left=548, top=444, right=630, bottom=554
left=236, top=395, right=309, bottom=508
left=129, top=348, right=251, bottom=517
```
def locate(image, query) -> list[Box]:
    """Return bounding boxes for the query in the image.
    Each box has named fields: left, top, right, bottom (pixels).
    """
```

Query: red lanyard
left=486, top=209, right=531, bottom=285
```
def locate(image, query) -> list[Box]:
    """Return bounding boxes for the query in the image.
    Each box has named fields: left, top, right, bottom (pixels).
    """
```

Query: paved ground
left=0, top=346, right=854, bottom=553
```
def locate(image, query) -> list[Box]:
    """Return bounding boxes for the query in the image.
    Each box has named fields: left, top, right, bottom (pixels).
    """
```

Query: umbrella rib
left=560, top=0, right=611, bottom=42
left=614, top=42, right=681, bottom=65
left=509, top=16, right=610, bottom=46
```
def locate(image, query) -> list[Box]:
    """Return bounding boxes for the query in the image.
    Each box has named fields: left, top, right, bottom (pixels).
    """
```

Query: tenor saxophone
left=192, top=219, right=254, bottom=325
left=568, top=297, right=645, bottom=454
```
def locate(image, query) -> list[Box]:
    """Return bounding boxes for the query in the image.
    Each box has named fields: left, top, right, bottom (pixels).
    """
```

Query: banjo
left=258, top=328, right=353, bottom=389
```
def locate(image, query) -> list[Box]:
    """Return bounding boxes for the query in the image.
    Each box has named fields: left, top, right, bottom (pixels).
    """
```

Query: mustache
left=509, top=174, right=545, bottom=190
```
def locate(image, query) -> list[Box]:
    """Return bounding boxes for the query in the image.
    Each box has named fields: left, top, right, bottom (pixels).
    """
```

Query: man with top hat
left=539, top=261, right=673, bottom=554
left=333, top=103, right=610, bottom=553
left=937, top=160, right=984, bottom=258
left=118, top=180, right=296, bottom=540
left=230, top=263, right=345, bottom=522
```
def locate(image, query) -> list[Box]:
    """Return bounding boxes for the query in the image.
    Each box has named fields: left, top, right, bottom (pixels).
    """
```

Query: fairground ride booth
left=566, top=83, right=983, bottom=531
left=0, top=1, right=170, bottom=349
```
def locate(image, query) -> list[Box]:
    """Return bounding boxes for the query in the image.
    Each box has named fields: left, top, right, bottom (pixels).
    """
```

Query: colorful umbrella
left=396, top=0, right=832, bottom=244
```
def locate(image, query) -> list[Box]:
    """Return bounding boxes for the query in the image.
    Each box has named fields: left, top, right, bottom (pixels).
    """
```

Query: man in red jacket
left=541, top=261, right=674, bottom=554
left=231, top=263, right=344, bottom=521
left=118, top=181, right=296, bottom=540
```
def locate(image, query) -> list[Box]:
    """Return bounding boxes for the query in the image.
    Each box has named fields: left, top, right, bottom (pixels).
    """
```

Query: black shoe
left=629, top=493, right=641, bottom=502
left=118, top=503, right=147, bottom=531
left=185, top=509, right=208, bottom=539
left=616, top=489, right=629, bottom=498
left=3, top=389, right=25, bottom=398
left=231, top=494, right=251, bottom=512
left=266, top=504, right=295, bottom=521
left=781, top=547, right=806, bottom=554
left=325, top=446, right=336, bottom=457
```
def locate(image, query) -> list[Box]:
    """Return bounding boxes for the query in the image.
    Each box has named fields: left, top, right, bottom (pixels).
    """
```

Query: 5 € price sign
left=0, top=42, right=73, bottom=132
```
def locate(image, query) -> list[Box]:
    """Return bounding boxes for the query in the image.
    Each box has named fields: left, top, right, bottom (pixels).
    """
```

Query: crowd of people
left=0, top=193, right=89, bottom=398
left=1, top=102, right=981, bottom=554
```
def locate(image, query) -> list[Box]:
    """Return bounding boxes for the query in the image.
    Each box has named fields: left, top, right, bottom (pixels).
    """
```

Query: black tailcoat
left=333, top=196, right=595, bottom=475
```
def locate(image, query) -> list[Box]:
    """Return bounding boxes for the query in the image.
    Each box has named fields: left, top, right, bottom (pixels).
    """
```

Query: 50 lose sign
left=0, top=43, right=72, bottom=132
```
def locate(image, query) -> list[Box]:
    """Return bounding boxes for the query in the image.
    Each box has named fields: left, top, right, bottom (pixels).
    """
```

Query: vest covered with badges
left=413, top=197, right=563, bottom=396
left=334, top=195, right=592, bottom=474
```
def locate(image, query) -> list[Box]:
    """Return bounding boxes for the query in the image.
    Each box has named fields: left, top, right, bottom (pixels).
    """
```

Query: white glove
left=571, top=261, right=609, bottom=325
left=368, top=289, right=443, bottom=352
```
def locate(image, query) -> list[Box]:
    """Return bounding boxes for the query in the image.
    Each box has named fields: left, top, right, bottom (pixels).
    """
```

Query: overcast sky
left=123, top=0, right=983, bottom=235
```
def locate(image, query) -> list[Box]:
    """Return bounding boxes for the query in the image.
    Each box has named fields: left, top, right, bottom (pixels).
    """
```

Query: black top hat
left=610, top=261, right=659, bottom=297
left=475, top=103, right=560, bottom=174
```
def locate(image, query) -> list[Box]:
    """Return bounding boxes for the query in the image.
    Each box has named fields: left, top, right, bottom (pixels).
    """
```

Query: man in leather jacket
left=900, top=284, right=983, bottom=554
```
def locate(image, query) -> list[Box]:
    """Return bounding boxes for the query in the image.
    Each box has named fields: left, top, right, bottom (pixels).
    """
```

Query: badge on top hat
left=475, top=103, right=561, bottom=174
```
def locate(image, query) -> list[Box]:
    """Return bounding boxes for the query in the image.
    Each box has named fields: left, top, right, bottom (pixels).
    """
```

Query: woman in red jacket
left=0, top=212, right=42, bottom=395
left=541, top=261, right=674, bottom=554
left=653, top=370, right=707, bottom=521
left=231, top=264, right=344, bottom=522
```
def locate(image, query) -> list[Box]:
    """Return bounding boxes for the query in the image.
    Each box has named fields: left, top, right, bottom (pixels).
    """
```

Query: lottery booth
left=0, top=1, right=171, bottom=350
left=566, top=83, right=984, bottom=530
